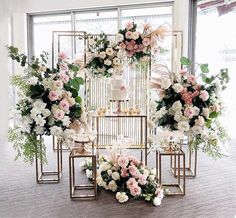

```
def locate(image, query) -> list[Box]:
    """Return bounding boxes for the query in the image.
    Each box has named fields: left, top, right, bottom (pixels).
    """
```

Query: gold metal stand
left=53, top=136, right=69, bottom=151
left=156, top=148, right=185, bottom=196
left=69, top=148, right=97, bottom=199
left=109, top=99, right=129, bottom=114
left=35, top=136, right=62, bottom=184
left=94, top=114, right=148, bottom=165
left=170, top=136, right=197, bottom=178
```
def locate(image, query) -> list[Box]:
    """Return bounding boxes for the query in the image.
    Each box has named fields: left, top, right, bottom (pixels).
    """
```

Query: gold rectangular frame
left=93, top=114, right=148, bottom=165
left=156, top=148, right=185, bottom=196
left=35, top=136, right=62, bottom=184
left=69, top=149, right=97, bottom=199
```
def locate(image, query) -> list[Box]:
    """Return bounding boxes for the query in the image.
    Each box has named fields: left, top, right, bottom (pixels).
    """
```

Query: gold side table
left=35, top=136, right=62, bottom=184
left=69, top=148, right=97, bottom=199
left=156, top=148, right=185, bottom=196
left=170, top=136, right=197, bottom=178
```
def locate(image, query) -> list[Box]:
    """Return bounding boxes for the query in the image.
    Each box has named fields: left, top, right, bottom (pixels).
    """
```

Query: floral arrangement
left=86, top=33, right=124, bottom=78
left=117, top=22, right=167, bottom=62
left=80, top=138, right=164, bottom=206
left=150, top=57, right=230, bottom=158
left=8, top=46, right=84, bottom=163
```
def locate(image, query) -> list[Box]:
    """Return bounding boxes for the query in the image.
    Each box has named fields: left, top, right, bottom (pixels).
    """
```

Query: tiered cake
left=110, top=77, right=128, bottom=100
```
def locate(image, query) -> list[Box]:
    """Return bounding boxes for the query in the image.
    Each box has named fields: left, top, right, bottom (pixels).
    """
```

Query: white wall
left=0, top=0, right=189, bottom=144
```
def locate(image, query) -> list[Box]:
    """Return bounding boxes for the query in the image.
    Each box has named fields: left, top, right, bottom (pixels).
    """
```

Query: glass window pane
left=75, top=10, right=118, bottom=34
left=33, top=14, right=71, bottom=66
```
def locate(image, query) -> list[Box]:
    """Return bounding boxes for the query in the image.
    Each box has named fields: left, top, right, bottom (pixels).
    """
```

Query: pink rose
left=58, top=52, right=68, bottom=60
left=127, top=51, right=134, bottom=58
left=117, top=156, right=129, bottom=168
left=121, top=168, right=129, bottom=177
left=48, top=91, right=59, bottom=101
left=59, top=99, right=70, bottom=112
left=54, top=80, right=63, bottom=89
left=180, top=69, right=187, bottom=76
left=59, top=63, right=69, bottom=72
left=184, top=107, right=195, bottom=119
left=130, top=40, right=136, bottom=46
left=128, top=165, right=139, bottom=177
left=199, top=90, right=209, bottom=101
left=125, top=22, right=134, bottom=30
left=59, top=73, right=69, bottom=83
left=138, top=174, right=147, bottom=185
left=128, top=156, right=139, bottom=165
left=127, top=44, right=134, bottom=51
left=119, top=42, right=126, bottom=49
left=187, top=75, right=196, bottom=84
left=125, top=31, right=133, bottom=39
left=142, top=38, right=150, bottom=47
left=53, top=109, right=65, bottom=120
left=126, top=178, right=138, bottom=189
left=130, top=185, right=141, bottom=197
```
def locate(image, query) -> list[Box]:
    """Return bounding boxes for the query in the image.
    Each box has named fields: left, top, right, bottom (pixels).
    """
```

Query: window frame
left=27, top=1, right=174, bottom=58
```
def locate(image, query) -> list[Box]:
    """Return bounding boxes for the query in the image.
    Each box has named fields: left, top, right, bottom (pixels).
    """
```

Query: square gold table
left=93, top=114, right=148, bottom=165
left=69, top=148, right=97, bottom=199
left=156, top=148, right=186, bottom=196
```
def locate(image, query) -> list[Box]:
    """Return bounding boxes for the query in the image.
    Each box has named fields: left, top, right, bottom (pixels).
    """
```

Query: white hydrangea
left=50, top=126, right=63, bottom=136
left=33, top=100, right=46, bottom=112
left=154, top=107, right=168, bottom=121
left=177, top=121, right=190, bottom=132
left=34, top=115, right=46, bottom=127
left=34, top=126, right=44, bottom=135
left=62, top=116, right=71, bottom=127
left=28, top=76, right=38, bottom=85
left=86, top=169, right=93, bottom=179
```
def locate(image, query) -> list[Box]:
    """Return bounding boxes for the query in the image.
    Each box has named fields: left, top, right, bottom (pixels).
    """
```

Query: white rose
left=153, top=197, right=162, bottom=206
left=172, top=83, right=183, bottom=93
left=113, top=57, right=121, bottom=65
left=106, top=48, right=114, bottom=56
left=132, top=31, right=139, bottom=40
left=99, top=51, right=106, bottom=59
left=29, top=76, right=38, bottom=85
left=96, top=176, right=105, bottom=187
left=195, top=116, right=205, bottom=126
left=116, top=192, right=129, bottom=203
left=108, top=180, right=118, bottom=192
left=116, top=33, right=124, bottom=42
left=161, top=78, right=172, bottom=90
left=174, top=111, right=183, bottom=122
left=104, top=59, right=112, bottom=66
left=193, top=106, right=200, bottom=116
left=171, top=101, right=182, bottom=112
left=202, top=108, right=210, bottom=118
left=107, top=169, right=112, bottom=176
left=112, top=172, right=120, bottom=181
left=177, top=121, right=190, bottom=132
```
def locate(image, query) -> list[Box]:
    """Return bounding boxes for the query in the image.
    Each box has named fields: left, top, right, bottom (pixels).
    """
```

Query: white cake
left=110, top=77, right=128, bottom=100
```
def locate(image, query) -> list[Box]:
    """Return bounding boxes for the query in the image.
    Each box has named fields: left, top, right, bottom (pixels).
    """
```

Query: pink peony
left=125, top=22, right=134, bottom=30
left=59, top=63, right=69, bottom=72
left=59, top=73, right=70, bottom=84
left=121, top=168, right=129, bottom=177
left=142, top=38, right=150, bottom=47
left=59, top=99, right=70, bottom=112
left=126, top=178, right=138, bottom=189
left=53, top=109, right=65, bottom=120
left=199, top=90, right=209, bottom=101
left=117, top=156, right=129, bottom=168
left=125, top=31, right=133, bottom=39
left=180, top=69, right=187, bottom=76
left=138, top=174, right=147, bottom=185
left=127, top=44, right=134, bottom=51
left=127, top=50, right=134, bottom=58
left=58, top=52, right=68, bottom=61
left=128, top=156, right=139, bottom=165
left=184, top=107, right=195, bottom=119
left=54, top=80, right=64, bottom=89
left=48, top=91, right=59, bottom=101
left=130, top=185, right=141, bottom=197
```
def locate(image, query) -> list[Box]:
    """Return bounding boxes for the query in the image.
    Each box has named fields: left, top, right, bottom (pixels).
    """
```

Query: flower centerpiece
left=8, top=46, right=84, bottom=164
left=117, top=22, right=167, bottom=62
left=86, top=33, right=124, bottom=78
left=150, top=57, right=230, bottom=158
left=80, top=138, right=164, bottom=206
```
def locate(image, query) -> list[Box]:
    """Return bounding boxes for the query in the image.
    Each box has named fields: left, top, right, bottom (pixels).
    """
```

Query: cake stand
left=109, top=99, right=129, bottom=114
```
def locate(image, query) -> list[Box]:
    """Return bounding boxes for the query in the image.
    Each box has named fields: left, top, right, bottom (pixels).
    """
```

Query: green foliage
left=11, top=74, right=29, bottom=94
left=200, top=63, right=209, bottom=73
left=8, top=127, right=47, bottom=165
left=180, top=56, right=191, bottom=66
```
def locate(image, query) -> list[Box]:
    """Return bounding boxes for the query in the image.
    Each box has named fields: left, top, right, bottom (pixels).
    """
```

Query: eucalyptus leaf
left=180, top=56, right=191, bottom=66
left=200, top=64, right=209, bottom=73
